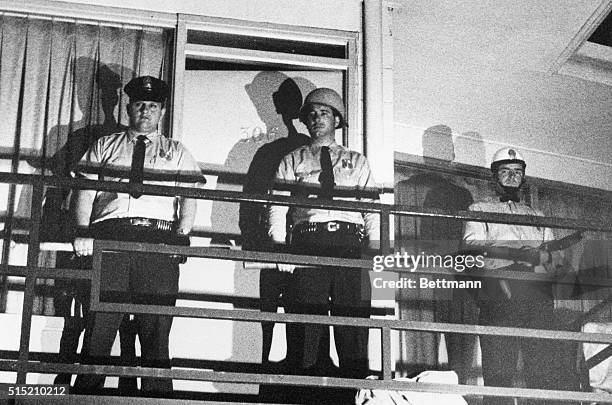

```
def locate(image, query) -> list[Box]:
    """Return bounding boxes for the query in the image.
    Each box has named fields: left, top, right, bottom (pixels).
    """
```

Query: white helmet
left=491, top=147, right=526, bottom=173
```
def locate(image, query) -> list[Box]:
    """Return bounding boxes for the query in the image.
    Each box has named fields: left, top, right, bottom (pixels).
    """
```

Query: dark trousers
left=284, top=225, right=370, bottom=404
left=260, top=267, right=293, bottom=365
left=53, top=254, right=138, bottom=393
left=285, top=266, right=370, bottom=376
left=54, top=254, right=91, bottom=386
left=479, top=299, right=568, bottom=405
left=73, top=223, right=179, bottom=396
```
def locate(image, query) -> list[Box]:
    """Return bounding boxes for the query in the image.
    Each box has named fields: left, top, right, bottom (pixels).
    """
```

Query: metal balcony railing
left=0, top=171, right=612, bottom=403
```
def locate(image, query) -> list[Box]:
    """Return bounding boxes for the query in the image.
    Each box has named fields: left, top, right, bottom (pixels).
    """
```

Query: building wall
left=391, top=1, right=612, bottom=191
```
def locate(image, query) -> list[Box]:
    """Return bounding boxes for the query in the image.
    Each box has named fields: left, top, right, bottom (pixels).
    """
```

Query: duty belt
left=94, top=217, right=174, bottom=232
left=292, top=221, right=364, bottom=239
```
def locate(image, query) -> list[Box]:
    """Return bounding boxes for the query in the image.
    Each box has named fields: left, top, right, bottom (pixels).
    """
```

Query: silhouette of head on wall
left=244, top=72, right=316, bottom=137
left=47, top=59, right=126, bottom=175
left=273, top=78, right=302, bottom=121
left=422, top=124, right=455, bottom=162
left=98, top=65, right=122, bottom=119
left=245, top=71, right=292, bottom=130
left=74, top=57, right=123, bottom=125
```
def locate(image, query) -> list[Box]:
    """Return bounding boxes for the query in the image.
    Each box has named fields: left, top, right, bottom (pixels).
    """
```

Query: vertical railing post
left=89, top=240, right=103, bottom=312
left=379, top=206, right=390, bottom=255
left=16, top=178, right=44, bottom=384
left=381, top=326, right=392, bottom=380
left=0, top=182, right=18, bottom=313
left=170, top=16, right=187, bottom=141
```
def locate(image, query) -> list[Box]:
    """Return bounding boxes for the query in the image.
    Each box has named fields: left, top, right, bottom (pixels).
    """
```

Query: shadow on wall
left=207, top=71, right=315, bottom=394
left=422, top=124, right=455, bottom=163
left=395, top=124, right=480, bottom=385
left=13, top=59, right=129, bottom=319
left=47, top=57, right=128, bottom=176
left=16, top=57, right=128, bottom=219
left=209, top=71, right=315, bottom=245
left=239, top=73, right=314, bottom=249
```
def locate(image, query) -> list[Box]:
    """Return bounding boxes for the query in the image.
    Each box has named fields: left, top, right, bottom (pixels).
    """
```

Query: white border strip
left=0, top=0, right=176, bottom=28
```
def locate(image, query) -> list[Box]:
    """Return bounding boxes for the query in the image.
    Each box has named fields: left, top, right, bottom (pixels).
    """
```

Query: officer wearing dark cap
left=124, top=75, right=169, bottom=103
left=72, top=76, right=203, bottom=396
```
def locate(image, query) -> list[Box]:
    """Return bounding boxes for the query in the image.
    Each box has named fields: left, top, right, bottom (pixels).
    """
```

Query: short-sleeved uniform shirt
left=463, top=199, right=556, bottom=300
left=78, top=131, right=202, bottom=224
left=463, top=200, right=554, bottom=270
left=268, top=142, right=380, bottom=243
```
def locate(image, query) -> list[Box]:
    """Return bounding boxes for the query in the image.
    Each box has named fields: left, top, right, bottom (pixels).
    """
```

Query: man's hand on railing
left=276, top=263, right=296, bottom=274
left=72, top=237, right=94, bottom=257
left=539, top=249, right=565, bottom=275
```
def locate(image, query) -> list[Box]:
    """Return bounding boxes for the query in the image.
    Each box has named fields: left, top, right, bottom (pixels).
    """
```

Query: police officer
left=268, top=88, right=379, bottom=402
left=72, top=76, right=203, bottom=396
left=463, top=148, right=566, bottom=405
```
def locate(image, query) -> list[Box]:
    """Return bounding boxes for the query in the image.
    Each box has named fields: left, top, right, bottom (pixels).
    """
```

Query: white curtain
left=0, top=14, right=172, bottom=312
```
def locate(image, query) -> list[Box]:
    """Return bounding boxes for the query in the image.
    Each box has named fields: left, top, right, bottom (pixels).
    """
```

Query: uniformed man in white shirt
left=71, top=76, right=203, bottom=396
left=268, top=88, right=379, bottom=402
left=463, top=148, right=566, bottom=405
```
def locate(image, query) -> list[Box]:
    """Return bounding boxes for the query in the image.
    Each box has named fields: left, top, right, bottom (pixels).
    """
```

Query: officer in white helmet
left=463, top=147, right=567, bottom=405
left=268, top=88, right=379, bottom=403
left=490, top=147, right=527, bottom=202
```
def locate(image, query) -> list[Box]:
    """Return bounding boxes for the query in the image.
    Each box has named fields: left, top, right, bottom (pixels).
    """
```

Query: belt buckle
left=131, top=218, right=151, bottom=227
left=326, top=222, right=340, bottom=232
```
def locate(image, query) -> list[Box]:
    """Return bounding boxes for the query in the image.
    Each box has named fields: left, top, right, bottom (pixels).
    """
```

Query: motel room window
left=169, top=14, right=360, bottom=245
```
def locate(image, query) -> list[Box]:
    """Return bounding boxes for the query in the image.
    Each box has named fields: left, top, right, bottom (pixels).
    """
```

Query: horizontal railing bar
left=97, top=241, right=367, bottom=267
left=392, top=206, right=609, bottom=232
left=3, top=240, right=610, bottom=287
left=0, top=350, right=283, bottom=373
left=96, top=241, right=612, bottom=287
left=2, top=360, right=612, bottom=402
left=0, top=283, right=281, bottom=311
left=200, top=163, right=394, bottom=194
left=0, top=282, right=392, bottom=316
left=0, top=172, right=609, bottom=231
left=3, top=259, right=607, bottom=294
left=5, top=228, right=243, bottom=245
left=91, top=302, right=612, bottom=344
left=11, top=397, right=271, bottom=405
left=0, top=173, right=388, bottom=214
left=0, top=265, right=92, bottom=280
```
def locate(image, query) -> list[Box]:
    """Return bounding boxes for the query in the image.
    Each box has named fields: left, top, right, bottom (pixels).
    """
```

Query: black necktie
left=319, top=146, right=335, bottom=199
left=130, top=135, right=147, bottom=198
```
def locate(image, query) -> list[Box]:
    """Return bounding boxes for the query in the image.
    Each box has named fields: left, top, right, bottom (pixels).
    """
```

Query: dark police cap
left=124, top=76, right=169, bottom=103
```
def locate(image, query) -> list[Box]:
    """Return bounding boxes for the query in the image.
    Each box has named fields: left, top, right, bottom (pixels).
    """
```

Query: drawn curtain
left=0, top=14, right=172, bottom=312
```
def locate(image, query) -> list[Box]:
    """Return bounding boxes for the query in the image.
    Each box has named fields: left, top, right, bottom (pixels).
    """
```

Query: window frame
left=171, top=13, right=360, bottom=149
